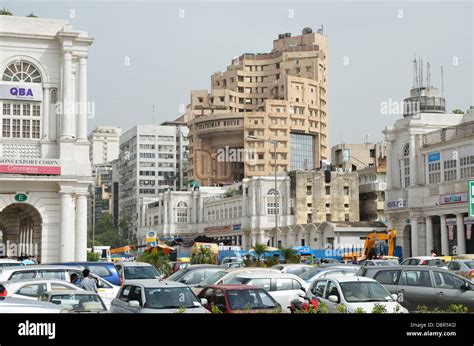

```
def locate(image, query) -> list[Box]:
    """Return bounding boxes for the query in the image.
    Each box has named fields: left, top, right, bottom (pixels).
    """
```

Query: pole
left=274, top=139, right=278, bottom=249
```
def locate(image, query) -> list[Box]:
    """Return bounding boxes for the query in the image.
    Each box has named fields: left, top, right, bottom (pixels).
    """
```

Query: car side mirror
left=461, top=282, right=470, bottom=291
left=391, top=294, right=399, bottom=301
left=128, top=300, right=140, bottom=308
left=328, top=295, right=339, bottom=303
left=200, top=298, right=208, bottom=305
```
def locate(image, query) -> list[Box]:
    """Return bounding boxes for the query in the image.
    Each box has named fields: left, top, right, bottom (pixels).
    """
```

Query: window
left=400, top=144, right=410, bottom=187
left=428, top=158, right=441, bottom=184
left=266, top=188, right=280, bottom=215
left=2, top=61, right=42, bottom=83
left=344, top=214, right=350, bottom=222
left=311, top=280, right=327, bottom=297
left=344, top=186, right=349, bottom=195
left=290, top=133, right=314, bottom=170
left=37, top=270, right=66, bottom=280
left=248, top=278, right=271, bottom=291
left=373, top=270, right=401, bottom=285
left=51, top=283, right=75, bottom=291
left=324, top=281, right=340, bottom=300
left=460, top=155, right=474, bottom=180
left=176, top=201, right=189, bottom=223
left=325, top=186, right=330, bottom=195
left=326, top=214, right=331, bottom=222
left=275, top=278, right=293, bottom=291
left=16, top=284, right=47, bottom=298
left=399, top=270, right=432, bottom=287
left=433, top=271, right=465, bottom=290
left=443, top=159, right=457, bottom=182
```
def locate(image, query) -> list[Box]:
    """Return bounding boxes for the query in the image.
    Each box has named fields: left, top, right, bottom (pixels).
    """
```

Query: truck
left=341, top=229, right=398, bottom=262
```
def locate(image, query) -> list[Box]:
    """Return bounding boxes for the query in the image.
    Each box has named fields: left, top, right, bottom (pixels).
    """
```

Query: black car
left=356, top=265, right=474, bottom=312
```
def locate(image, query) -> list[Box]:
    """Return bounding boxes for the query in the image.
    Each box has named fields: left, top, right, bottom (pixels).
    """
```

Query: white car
left=114, top=261, right=162, bottom=283
left=227, top=272, right=308, bottom=312
left=0, top=296, right=64, bottom=313
left=0, top=259, right=23, bottom=268
left=310, top=275, right=408, bottom=313
left=0, top=278, right=82, bottom=300
left=271, top=264, right=313, bottom=276
left=400, top=256, right=444, bottom=266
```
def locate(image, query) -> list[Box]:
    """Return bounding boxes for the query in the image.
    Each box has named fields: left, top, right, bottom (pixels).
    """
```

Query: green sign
left=469, top=180, right=474, bottom=217
left=15, top=193, right=28, bottom=202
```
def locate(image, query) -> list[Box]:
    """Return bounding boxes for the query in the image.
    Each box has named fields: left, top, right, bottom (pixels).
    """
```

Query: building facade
left=384, top=81, right=473, bottom=257
left=0, top=16, right=93, bottom=262
left=88, top=126, right=122, bottom=165
left=186, top=27, right=329, bottom=186
left=87, top=164, right=113, bottom=234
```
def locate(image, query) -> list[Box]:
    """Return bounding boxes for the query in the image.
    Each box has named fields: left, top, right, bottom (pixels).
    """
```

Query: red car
left=197, top=284, right=280, bottom=313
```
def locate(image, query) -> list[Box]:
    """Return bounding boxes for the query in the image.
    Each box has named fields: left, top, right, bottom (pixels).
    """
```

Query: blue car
left=51, top=262, right=121, bottom=286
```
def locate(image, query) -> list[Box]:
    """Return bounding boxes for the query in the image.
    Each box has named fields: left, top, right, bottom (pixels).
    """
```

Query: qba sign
left=0, top=84, right=43, bottom=101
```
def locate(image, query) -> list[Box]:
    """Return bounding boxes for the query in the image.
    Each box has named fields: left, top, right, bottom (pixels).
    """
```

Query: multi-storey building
left=185, top=27, right=329, bottom=186
left=88, top=126, right=122, bottom=165
left=88, top=164, right=113, bottom=232
left=0, top=16, right=93, bottom=262
left=384, top=69, right=473, bottom=258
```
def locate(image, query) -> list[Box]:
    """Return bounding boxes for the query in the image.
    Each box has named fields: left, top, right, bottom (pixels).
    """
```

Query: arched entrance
left=0, top=203, right=42, bottom=260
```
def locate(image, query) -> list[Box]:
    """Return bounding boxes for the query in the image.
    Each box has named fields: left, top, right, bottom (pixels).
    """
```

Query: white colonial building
left=384, top=81, right=473, bottom=258
left=0, top=16, right=93, bottom=262
left=137, top=176, right=294, bottom=249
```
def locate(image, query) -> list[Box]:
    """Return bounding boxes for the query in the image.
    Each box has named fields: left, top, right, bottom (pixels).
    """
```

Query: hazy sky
left=5, top=0, right=473, bottom=146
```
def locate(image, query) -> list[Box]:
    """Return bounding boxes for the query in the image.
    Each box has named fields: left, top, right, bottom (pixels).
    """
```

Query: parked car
left=313, top=258, right=341, bottom=266
left=192, top=267, right=279, bottom=294
left=0, top=265, right=119, bottom=309
left=39, top=290, right=108, bottom=313
left=0, top=296, right=65, bottom=313
left=0, top=259, right=23, bottom=268
left=356, top=265, right=474, bottom=311
left=299, top=265, right=359, bottom=288
left=310, top=276, right=408, bottom=313
left=0, top=279, right=83, bottom=300
left=166, top=265, right=225, bottom=287
left=115, top=262, right=162, bottom=283
left=51, top=261, right=121, bottom=286
left=271, top=264, right=313, bottom=276
left=198, top=284, right=280, bottom=313
left=170, top=261, right=191, bottom=275
left=360, top=259, right=399, bottom=267
left=110, top=279, right=209, bottom=313
left=447, top=260, right=474, bottom=279
left=400, top=256, right=444, bottom=266
left=227, top=272, right=308, bottom=312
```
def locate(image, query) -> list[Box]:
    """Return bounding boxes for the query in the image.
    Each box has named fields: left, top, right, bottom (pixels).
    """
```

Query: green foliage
left=264, top=256, right=279, bottom=267
left=279, top=247, right=299, bottom=264
left=272, top=306, right=283, bottom=314
left=87, top=251, right=100, bottom=262
left=452, top=109, right=465, bottom=114
left=335, top=304, right=347, bottom=313
left=416, top=305, right=429, bottom=313
left=0, top=8, right=12, bottom=15
left=416, top=304, right=469, bottom=313
left=191, top=246, right=217, bottom=265
left=26, top=12, right=37, bottom=17
left=138, top=251, right=171, bottom=277
left=354, top=307, right=366, bottom=313
left=210, top=303, right=223, bottom=314
left=92, top=214, right=128, bottom=248
left=447, top=304, right=468, bottom=313
left=252, top=243, right=267, bottom=262
left=317, top=301, right=329, bottom=314
left=371, top=303, right=388, bottom=314
left=393, top=304, right=402, bottom=313
left=177, top=306, right=186, bottom=314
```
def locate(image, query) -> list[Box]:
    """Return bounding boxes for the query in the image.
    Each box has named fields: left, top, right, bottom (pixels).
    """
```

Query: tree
left=191, top=246, right=216, bottom=264
left=138, top=251, right=171, bottom=277
left=119, top=215, right=133, bottom=243
left=252, top=243, right=267, bottom=262
left=26, top=12, right=37, bottom=17
left=0, top=8, right=12, bottom=15
left=87, top=251, right=100, bottom=262
left=90, top=213, right=128, bottom=248
left=452, top=109, right=465, bottom=114
left=279, top=247, right=299, bottom=264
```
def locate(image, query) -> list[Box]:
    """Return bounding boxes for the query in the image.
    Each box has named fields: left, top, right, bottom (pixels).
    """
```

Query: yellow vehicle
left=341, top=230, right=397, bottom=262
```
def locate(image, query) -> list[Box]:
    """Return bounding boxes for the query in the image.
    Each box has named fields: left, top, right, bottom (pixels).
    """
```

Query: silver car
left=0, top=296, right=64, bottom=313
left=110, top=279, right=210, bottom=313
left=271, top=264, right=313, bottom=276
left=299, top=265, right=359, bottom=288
left=447, top=260, right=474, bottom=279
left=114, top=261, right=162, bottom=283
left=39, top=290, right=108, bottom=313
left=0, top=278, right=82, bottom=300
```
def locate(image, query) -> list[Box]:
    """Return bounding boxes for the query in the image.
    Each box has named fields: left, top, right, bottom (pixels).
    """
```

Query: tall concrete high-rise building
left=88, top=126, right=122, bottom=165
left=186, top=27, right=329, bottom=186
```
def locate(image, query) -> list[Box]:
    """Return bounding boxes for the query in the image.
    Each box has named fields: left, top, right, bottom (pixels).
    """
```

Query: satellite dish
left=180, top=126, right=189, bottom=137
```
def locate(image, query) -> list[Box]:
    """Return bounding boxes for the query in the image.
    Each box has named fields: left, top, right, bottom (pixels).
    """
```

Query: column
left=59, top=192, right=75, bottom=261
left=386, top=140, right=393, bottom=189
left=425, top=216, right=433, bottom=255
left=42, top=87, right=50, bottom=140
left=409, top=134, right=417, bottom=185
left=411, top=217, right=419, bottom=257
left=75, top=194, right=88, bottom=261
left=250, top=183, right=256, bottom=216
left=286, top=177, right=291, bottom=215
left=456, top=214, right=466, bottom=255
left=251, top=233, right=257, bottom=247
left=61, top=51, right=74, bottom=139
left=440, top=215, right=449, bottom=255
left=163, top=195, right=168, bottom=236
left=192, top=193, right=197, bottom=223
left=242, top=183, right=247, bottom=216
left=77, top=57, right=88, bottom=140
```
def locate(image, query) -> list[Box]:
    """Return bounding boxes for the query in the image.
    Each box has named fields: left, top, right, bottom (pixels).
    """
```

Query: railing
left=423, top=121, right=474, bottom=146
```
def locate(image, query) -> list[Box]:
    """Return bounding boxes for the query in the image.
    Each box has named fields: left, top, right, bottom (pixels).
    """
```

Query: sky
left=4, top=0, right=473, bottom=147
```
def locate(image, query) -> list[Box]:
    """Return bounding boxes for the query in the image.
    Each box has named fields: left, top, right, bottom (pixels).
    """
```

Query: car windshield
left=144, top=287, right=200, bottom=309
left=50, top=294, right=106, bottom=312
left=166, top=268, right=190, bottom=282
left=299, top=268, right=324, bottom=280
left=227, top=289, right=277, bottom=310
left=197, top=270, right=227, bottom=286
left=465, top=261, right=474, bottom=269
left=124, top=266, right=159, bottom=280
left=340, top=282, right=393, bottom=303
left=0, top=263, right=22, bottom=268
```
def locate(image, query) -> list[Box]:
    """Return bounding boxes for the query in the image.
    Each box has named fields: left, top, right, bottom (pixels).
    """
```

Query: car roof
left=231, top=272, right=303, bottom=279
left=128, top=279, right=187, bottom=288
left=116, top=261, right=153, bottom=267
left=46, top=290, right=96, bottom=295
left=0, top=297, right=62, bottom=308
left=404, top=256, right=438, bottom=260
left=206, top=284, right=260, bottom=290
left=361, top=264, right=446, bottom=270
left=2, top=278, right=78, bottom=285
left=274, top=264, right=312, bottom=268
left=323, top=275, right=377, bottom=283
left=0, top=265, right=82, bottom=271
left=0, top=259, right=21, bottom=263
left=52, top=261, right=114, bottom=265
left=185, top=264, right=224, bottom=268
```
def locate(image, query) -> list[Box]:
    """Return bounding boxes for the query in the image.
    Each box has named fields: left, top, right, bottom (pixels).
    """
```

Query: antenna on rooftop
left=426, top=62, right=431, bottom=88
left=420, top=58, right=424, bottom=88
left=412, top=54, right=418, bottom=88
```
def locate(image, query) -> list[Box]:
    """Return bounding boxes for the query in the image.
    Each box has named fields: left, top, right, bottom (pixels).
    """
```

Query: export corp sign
left=439, top=192, right=467, bottom=205
left=0, top=159, right=61, bottom=175
left=0, top=83, right=43, bottom=101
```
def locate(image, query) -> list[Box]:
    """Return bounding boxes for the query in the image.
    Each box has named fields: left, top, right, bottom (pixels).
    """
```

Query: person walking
left=80, top=269, right=97, bottom=292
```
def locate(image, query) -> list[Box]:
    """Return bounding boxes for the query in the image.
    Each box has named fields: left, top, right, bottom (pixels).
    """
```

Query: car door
left=111, top=285, right=132, bottom=313
left=397, top=269, right=437, bottom=311
left=322, top=280, right=340, bottom=313
left=126, top=285, right=143, bottom=313
left=12, top=283, right=48, bottom=300
left=273, top=278, right=298, bottom=310
left=372, top=269, right=402, bottom=295
left=198, top=288, right=214, bottom=311
left=214, top=288, right=227, bottom=312
left=310, top=279, right=328, bottom=300
left=433, top=271, right=474, bottom=311
left=95, top=277, right=117, bottom=308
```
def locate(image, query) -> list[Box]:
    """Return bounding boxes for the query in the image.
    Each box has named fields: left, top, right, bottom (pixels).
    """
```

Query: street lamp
left=248, top=135, right=279, bottom=249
